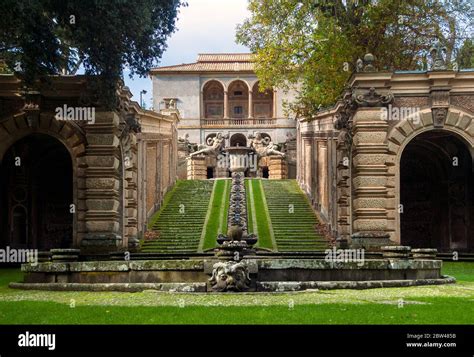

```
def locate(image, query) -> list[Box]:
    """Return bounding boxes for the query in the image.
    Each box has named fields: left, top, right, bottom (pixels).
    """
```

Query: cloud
left=125, top=0, right=251, bottom=106
left=160, top=0, right=250, bottom=65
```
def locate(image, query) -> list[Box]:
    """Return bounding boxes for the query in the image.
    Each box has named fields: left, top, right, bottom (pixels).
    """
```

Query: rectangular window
left=234, top=91, right=243, bottom=96
left=234, top=106, right=243, bottom=115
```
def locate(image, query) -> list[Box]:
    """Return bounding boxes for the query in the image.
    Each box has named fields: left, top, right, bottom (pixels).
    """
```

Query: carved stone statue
left=189, top=132, right=228, bottom=158
left=432, top=107, right=448, bottom=128
left=248, top=132, right=285, bottom=158
left=209, top=261, right=251, bottom=292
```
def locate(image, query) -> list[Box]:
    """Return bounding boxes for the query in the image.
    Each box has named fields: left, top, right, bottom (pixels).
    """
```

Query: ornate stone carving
left=430, top=41, right=447, bottom=71
left=215, top=172, right=257, bottom=260
left=355, top=58, right=363, bottom=72
left=178, top=133, right=195, bottom=154
left=355, top=53, right=377, bottom=72
left=431, top=90, right=450, bottom=108
left=432, top=107, right=448, bottom=128
left=209, top=261, right=251, bottom=292
left=248, top=132, right=285, bottom=158
left=334, top=90, right=357, bottom=151
left=189, top=132, right=227, bottom=158
left=20, top=87, right=41, bottom=126
left=362, top=53, right=376, bottom=72
left=353, top=87, right=394, bottom=108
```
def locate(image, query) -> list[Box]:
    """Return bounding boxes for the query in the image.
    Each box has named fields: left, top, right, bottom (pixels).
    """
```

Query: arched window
left=252, top=82, right=273, bottom=118
left=203, top=81, right=224, bottom=119
left=228, top=80, right=249, bottom=119
left=230, top=133, right=247, bottom=147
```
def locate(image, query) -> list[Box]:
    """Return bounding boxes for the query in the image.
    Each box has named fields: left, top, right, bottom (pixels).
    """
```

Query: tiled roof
left=197, top=53, right=253, bottom=62
left=150, top=53, right=254, bottom=73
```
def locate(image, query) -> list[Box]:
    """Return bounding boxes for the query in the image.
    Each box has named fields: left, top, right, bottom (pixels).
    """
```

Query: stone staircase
left=261, top=180, right=328, bottom=252
left=141, top=180, right=214, bottom=253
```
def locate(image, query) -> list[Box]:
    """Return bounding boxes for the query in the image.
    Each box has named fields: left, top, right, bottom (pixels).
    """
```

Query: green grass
left=0, top=298, right=472, bottom=324
left=246, top=179, right=275, bottom=250
left=262, top=180, right=328, bottom=252
left=442, top=261, right=474, bottom=282
left=201, top=179, right=231, bottom=251
left=245, top=179, right=254, bottom=233
left=142, top=180, right=214, bottom=253
left=0, top=262, right=472, bottom=324
left=147, top=180, right=180, bottom=230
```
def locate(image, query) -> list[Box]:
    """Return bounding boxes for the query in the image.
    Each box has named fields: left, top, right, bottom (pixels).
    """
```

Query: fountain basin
left=11, top=257, right=454, bottom=292
left=223, top=146, right=255, bottom=172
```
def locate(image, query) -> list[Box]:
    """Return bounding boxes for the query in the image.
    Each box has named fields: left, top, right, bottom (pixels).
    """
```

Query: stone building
left=0, top=75, right=178, bottom=253
left=298, top=54, right=474, bottom=253
left=151, top=53, right=297, bottom=179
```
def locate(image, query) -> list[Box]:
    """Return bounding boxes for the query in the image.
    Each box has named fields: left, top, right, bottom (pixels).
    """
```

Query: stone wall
left=298, top=67, right=474, bottom=252
left=0, top=75, right=178, bottom=254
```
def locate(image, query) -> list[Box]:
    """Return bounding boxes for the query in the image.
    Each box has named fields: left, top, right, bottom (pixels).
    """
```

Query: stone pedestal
left=412, top=248, right=438, bottom=260
left=351, top=232, right=392, bottom=251
left=187, top=156, right=207, bottom=179
left=381, top=245, right=411, bottom=259
left=214, top=167, right=229, bottom=178
left=268, top=156, right=288, bottom=179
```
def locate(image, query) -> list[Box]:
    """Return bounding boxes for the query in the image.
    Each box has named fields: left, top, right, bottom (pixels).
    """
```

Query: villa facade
left=151, top=54, right=298, bottom=179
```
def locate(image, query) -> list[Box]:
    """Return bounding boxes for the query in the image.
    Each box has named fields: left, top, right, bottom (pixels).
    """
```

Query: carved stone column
left=248, top=90, right=253, bottom=118
left=224, top=91, right=229, bottom=119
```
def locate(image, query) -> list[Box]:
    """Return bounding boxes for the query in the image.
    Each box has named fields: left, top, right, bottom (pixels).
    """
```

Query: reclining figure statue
left=189, top=132, right=228, bottom=158
left=248, top=132, right=285, bottom=158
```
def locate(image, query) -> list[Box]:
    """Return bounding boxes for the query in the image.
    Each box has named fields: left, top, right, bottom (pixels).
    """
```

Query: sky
left=124, top=0, right=250, bottom=109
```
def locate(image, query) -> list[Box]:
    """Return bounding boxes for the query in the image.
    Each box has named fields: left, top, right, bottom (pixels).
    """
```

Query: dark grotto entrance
left=0, top=134, right=73, bottom=250
left=400, top=130, right=474, bottom=252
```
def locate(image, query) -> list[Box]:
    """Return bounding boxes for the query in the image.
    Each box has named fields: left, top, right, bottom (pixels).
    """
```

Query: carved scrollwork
left=353, top=87, right=394, bottom=108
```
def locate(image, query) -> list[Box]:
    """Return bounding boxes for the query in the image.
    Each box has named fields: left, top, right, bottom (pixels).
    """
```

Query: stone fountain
left=209, top=146, right=258, bottom=291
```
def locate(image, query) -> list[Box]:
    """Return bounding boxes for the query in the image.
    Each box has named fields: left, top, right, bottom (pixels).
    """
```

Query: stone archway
left=400, top=130, right=474, bottom=252
left=0, top=134, right=73, bottom=250
left=386, top=107, right=474, bottom=251
left=0, top=114, right=87, bottom=249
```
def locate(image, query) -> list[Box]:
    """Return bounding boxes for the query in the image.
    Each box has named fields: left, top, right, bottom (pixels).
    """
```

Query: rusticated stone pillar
left=81, top=111, right=123, bottom=253
left=350, top=108, right=392, bottom=249
left=187, top=156, right=207, bottom=179
left=268, top=156, right=288, bottom=179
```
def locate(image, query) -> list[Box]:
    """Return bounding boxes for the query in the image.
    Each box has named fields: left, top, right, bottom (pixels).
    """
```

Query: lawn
left=245, top=179, right=275, bottom=250
left=0, top=262, right=473, bottom=324
left=201, top=179, right=230, bottom=251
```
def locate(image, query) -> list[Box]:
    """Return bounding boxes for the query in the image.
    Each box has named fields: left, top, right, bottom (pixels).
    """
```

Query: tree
left=457, top=39, right=474, bottom=69
left=0, top=0, right=186, bottom=107
left=237, top=0, right=474, bottom=117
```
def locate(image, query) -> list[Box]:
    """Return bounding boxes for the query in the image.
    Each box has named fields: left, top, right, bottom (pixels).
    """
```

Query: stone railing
left=201, top=118, right=275, bottom=127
